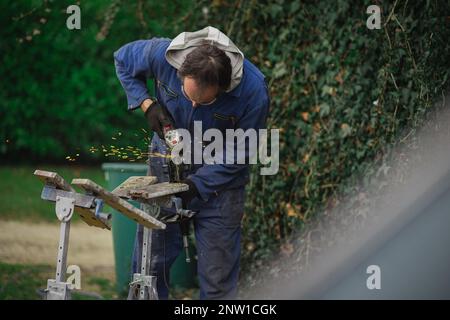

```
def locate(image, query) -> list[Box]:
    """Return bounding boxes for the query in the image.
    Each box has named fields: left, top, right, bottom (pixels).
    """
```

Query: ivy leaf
left=340, top=123, right=352, bottom=138
left=273, top=62, right=288, bottom=79
left=290, top=1, right=300, bottom=13
left=319, top=103, right=331, bottom=117
left=269, top=3, right=283, bottom=19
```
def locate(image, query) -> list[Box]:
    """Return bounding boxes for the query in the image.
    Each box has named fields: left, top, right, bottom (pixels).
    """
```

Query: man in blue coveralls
left=114, top=26, right=270, bottom=299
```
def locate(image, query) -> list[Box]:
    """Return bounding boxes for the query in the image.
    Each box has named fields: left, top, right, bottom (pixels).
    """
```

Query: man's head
left=178, top=44, right=232, bottom=107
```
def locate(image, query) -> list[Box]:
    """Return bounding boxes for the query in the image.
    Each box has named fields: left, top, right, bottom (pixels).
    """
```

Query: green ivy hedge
left=186, top=0, right=450, bottom=269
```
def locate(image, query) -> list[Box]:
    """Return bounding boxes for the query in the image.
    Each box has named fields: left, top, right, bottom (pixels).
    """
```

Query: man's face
left=182, top=76, right=219, bottom=107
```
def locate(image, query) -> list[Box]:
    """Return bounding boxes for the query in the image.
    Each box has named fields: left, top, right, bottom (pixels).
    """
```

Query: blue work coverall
left=114, top=38, right=269, bottom=299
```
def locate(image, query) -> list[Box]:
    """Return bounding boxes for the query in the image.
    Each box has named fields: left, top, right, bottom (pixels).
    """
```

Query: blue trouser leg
left=191, top=187, right=245, bottom=299
left=131, top=187, right=245, bottom=300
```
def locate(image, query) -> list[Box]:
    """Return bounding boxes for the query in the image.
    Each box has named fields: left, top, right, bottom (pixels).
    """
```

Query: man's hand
left=177, top=179, right=199, bottom=208
left=142, top=99, right=174, bottom=139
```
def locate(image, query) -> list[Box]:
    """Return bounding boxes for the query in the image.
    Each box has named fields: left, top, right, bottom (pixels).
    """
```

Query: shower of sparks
left=65, top=129, right=171, bottom=163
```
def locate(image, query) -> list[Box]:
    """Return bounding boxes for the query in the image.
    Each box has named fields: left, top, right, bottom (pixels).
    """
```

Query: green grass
left=0, top=262, right=117, bottom=300
left=0, top=165, right=106, bottom=222
left=86, top=277, right=116, bottom=300
left=0, top=262, right=53, bottom=299
left=0, top=261, right=199, bottom=300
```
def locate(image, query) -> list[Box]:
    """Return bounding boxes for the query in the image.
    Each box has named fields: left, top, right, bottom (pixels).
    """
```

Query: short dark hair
left=178, top=44, right=232, bottom=92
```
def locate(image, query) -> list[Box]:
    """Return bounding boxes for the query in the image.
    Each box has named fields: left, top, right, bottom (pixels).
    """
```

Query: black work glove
left=144, top=100, right=174, bottom=139
left=177, top=179, right=199, bottom=208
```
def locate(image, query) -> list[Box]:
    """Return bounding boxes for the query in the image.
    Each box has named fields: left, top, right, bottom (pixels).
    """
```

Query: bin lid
left=101, top=162, right=148, bottom=172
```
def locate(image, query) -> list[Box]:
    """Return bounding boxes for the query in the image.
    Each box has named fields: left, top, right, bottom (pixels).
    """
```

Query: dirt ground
left=0, top=220, right=115, bottom=280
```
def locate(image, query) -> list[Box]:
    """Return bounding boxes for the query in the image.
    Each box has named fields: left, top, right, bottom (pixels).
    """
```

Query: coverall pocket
left=156, top=79, right=179, bottom=110
left=157, top=79, right=178, bottom=98
left=212, top=112, right=237, bottom=133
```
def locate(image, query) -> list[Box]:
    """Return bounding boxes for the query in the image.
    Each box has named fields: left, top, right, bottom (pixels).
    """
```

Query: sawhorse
left=35, top=171, right=186, bottom=300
